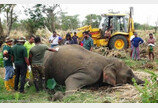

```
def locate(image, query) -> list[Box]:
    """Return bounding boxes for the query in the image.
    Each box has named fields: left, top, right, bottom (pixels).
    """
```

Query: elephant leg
left=65, top=71, right=99, bottom=96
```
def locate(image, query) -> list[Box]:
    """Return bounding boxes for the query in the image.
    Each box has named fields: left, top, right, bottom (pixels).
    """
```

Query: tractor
left=76, top=7, right=134, bottom=50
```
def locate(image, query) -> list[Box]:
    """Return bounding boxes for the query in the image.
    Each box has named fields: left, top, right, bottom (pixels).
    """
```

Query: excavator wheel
left=108, top=35, right=128, bottom=50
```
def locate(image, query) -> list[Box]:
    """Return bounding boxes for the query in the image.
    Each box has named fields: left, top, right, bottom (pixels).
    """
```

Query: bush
left=132, top=71, right=158, bottom=103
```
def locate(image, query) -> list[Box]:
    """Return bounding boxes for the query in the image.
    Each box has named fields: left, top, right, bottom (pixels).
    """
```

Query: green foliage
left=60, top=12, right=80, bottom=30
left=24, top=4, right=45, bottom=35
left=134, top=22, right=154, bottom=30
left=133, top=71, right=158, bottom=103
left=82, top=14, right=101, bottom=28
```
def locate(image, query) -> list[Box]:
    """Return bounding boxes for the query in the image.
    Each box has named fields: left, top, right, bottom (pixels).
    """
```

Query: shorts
left=148, top=46, right=154, bottom=53
left=4, top=66, right=14, bottom=81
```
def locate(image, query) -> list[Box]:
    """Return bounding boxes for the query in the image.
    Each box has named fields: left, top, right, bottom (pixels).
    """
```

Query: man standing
left=24, top=36, right=35, bottom=58
left=24, top=36, right=35, bottom=80
left=131, top=32, right=144, bottom=61
left=49, top=31, right=62, bottom=48
left=12, top=37, right=29, bottom=93
left=83, top=31, right=93, bottom=51
left=2, top=37, right=14, bottom=91
left=29, top=36, right=58, bottom=92
left=72, top=32, right=78, bottom=44
left=130, top=32, right=135, bottom=58
left=147, top=33, right=155, bottom=61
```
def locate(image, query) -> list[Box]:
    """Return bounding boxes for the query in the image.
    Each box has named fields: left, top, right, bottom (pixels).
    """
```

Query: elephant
left=43, top=44, right=144, bottom=97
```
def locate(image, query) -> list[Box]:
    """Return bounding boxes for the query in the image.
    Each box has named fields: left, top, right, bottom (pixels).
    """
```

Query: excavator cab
left=99, top=14, right=128, bottom=37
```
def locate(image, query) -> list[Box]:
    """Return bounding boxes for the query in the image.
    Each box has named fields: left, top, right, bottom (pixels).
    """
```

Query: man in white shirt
left=49, top=31, right=62, bottom=48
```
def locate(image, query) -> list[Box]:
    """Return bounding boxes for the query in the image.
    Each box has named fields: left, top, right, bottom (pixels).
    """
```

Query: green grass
left=133, top=72, right=158, bottom=103
left=0, top=78, right=50, bottom=103
left=0, top=57, right=157, bottom=103
left=121, top=57, right=158, bottom=71
left=0, top=77, right=110, bottom=103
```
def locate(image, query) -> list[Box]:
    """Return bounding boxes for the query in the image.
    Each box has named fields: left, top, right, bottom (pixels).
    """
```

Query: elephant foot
left=52, top=91, right=64, bottom=101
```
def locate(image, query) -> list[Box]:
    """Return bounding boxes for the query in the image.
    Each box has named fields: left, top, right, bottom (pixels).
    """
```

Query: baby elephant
left=44, top=45, right=144, bottom=98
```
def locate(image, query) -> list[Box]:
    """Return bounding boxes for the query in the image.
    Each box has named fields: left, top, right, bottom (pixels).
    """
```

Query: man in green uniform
left=2, top=37, right=14, bottom=91
left=12, top=37, right=29, bottom=93
left=29, top=36, right=58, bottom=92
left=83, top=31, right=93, bottom=51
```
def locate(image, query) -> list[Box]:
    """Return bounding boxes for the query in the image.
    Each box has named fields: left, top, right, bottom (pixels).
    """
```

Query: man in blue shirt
left=131, top=32, right=144, bottom=60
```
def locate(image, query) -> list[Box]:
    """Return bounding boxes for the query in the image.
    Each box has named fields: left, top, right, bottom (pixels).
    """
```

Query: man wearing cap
left=12, top=37, right=29, bottom=93
left=49, top=31, right=62, bottom=48
left=2, top=37, right=14, bottom=91
left=29, top=36, right=58, bottom=92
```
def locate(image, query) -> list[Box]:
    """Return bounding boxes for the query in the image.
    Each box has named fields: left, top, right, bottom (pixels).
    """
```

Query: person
left=29, top=36, right=58, bottom=92
left=88, top=31, right=92, bottom=37
left=83, top=31, right=93, bottom=51
left=2, top=37, right=15, bottom=91
left=131, top=32, right=144, bottom=61
left=12, top=37, right=29, bottom=93
left=24, top=35, right=35, bottom=80
left=49, top=31, right=62, bottom=48
left=104, top=27, right=112, bottom=40
left=72, top=32, right=79, bottom=44
left=64, top=33, right=74, bottom=45
left=147, top=33, right=155, bottom=61
left=24, top=36, right=35, bottom=58
left=130, top=33, right=136, bottom=58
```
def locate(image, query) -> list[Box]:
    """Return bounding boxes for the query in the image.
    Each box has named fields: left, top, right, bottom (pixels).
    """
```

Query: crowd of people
left=130, top=32, right=155, bottom=61
left=2, top=30, right=155, bottom=93
left=2, top=30, right=94, bottom=93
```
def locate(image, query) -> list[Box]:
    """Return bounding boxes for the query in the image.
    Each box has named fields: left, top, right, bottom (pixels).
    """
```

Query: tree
left=4, top=4, right=17, bottom=36
left=43, top=4, right=61, bottom=32
left=0, top=4, right=5, bottom=47
left=24, top=4, right=45, bottom=35
left=82, top=14, right=101, bottom=28
left=60, top=12, right=80, bottom=30
left=154, top=18, right=158, bottom=34
left=0, top=4, right=4, bottom=37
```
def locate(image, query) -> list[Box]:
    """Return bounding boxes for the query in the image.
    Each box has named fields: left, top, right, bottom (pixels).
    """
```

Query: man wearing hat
left=2, top=37, right=14, bottom=91
left=12, top=37, right=30, bottom=93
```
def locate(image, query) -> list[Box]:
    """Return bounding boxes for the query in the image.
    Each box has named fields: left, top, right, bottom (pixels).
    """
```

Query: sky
left=2, top=4, right=158, bottom=26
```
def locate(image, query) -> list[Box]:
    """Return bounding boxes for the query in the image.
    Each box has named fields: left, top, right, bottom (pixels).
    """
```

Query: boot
left=4, top=81, right=12, bottom=91
left=9, top=75, right=16, bottom=89
left=26, top=70, right=30, bottom=79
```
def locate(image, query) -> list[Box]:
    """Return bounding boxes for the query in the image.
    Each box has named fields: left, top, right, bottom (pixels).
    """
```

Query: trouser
left=132, top=47, right=140, bottom=60
left=31, top=64, right=45, bottom=91
left=4, top=66, right=14, bottom=81
left=4, top=66, right=15, bottom=91
left=14, top=63, right=27, bottom=92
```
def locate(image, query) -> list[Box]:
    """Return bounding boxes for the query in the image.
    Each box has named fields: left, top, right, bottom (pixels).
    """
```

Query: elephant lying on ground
left=44, top=45, right=144, bottom=97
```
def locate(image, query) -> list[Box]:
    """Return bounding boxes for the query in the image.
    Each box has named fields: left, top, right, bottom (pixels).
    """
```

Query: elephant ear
left=102, top=64, right=116, bottom=86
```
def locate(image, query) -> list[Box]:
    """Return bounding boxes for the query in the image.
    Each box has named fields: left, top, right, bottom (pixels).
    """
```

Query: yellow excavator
left=76, top=7, right=134, bottom=50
